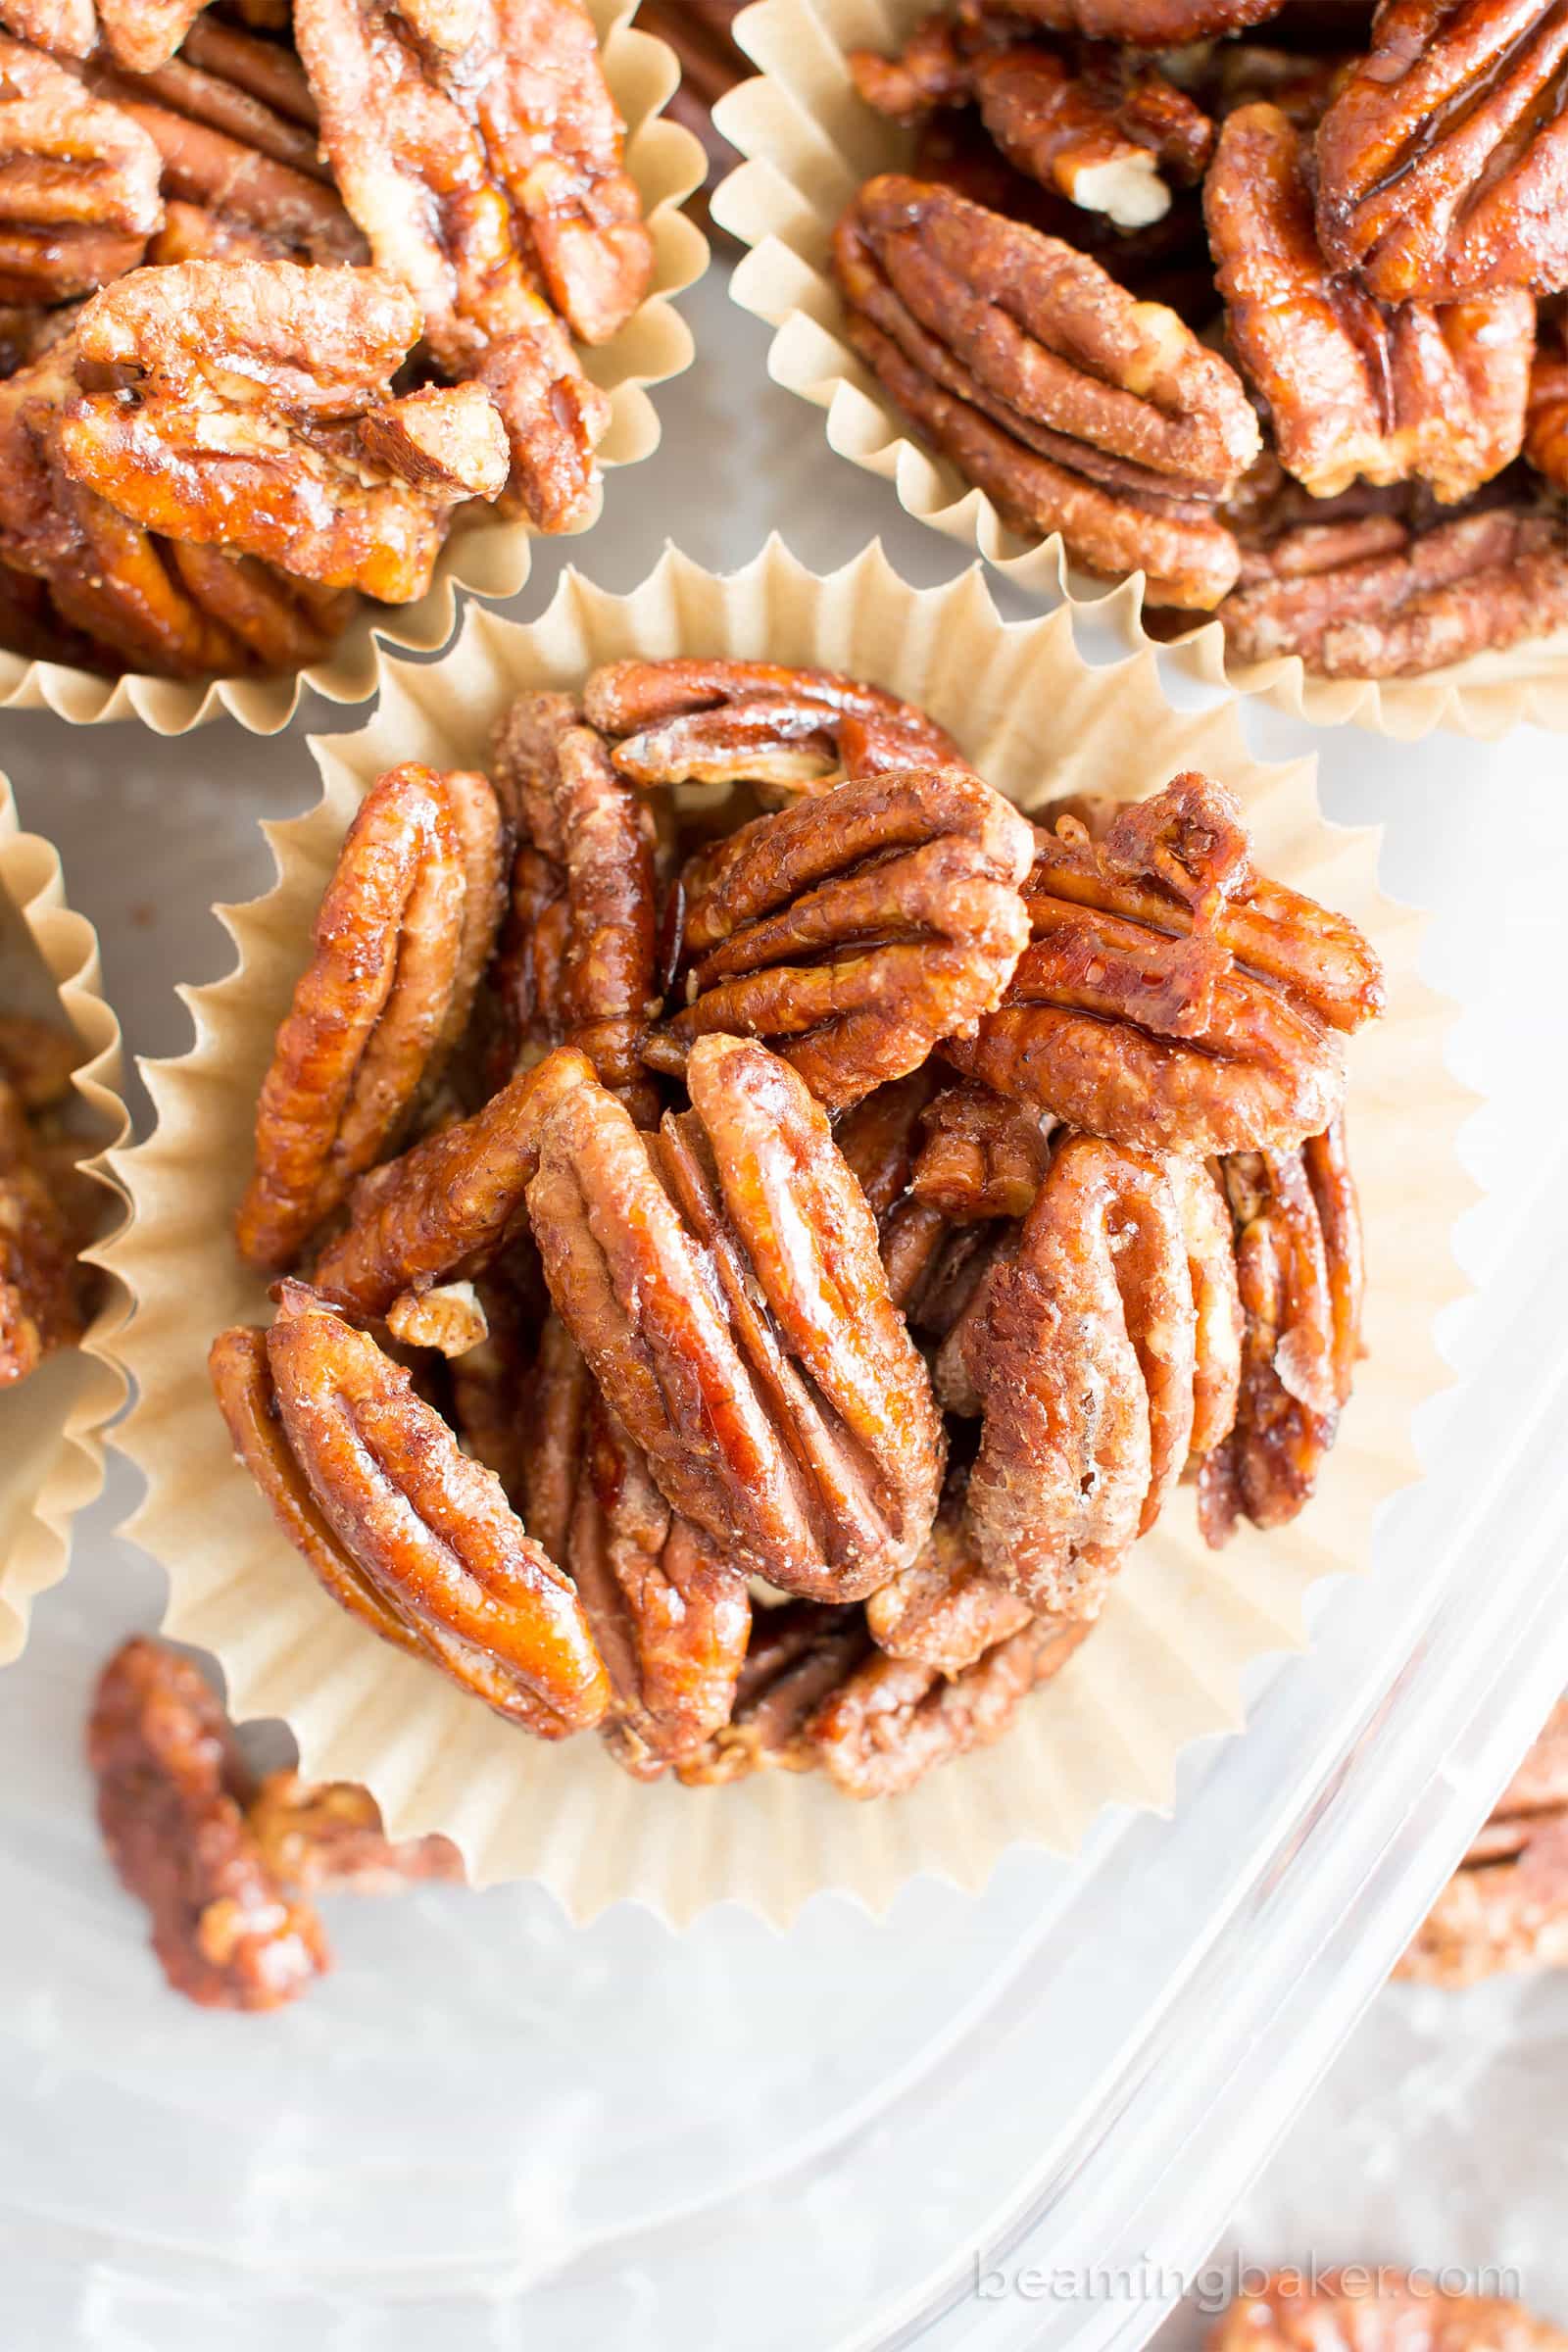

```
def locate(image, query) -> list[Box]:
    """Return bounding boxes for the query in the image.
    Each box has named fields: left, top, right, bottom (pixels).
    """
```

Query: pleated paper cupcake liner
left=103, top=537, right=1466, bottom=1922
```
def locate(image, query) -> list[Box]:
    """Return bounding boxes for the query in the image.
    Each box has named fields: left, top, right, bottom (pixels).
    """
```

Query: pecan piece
left=908, top=1075, right=1054, bottom=1218
left=865, top=1465, right=1032, bottom=1672
left=1207, top=105, right=1533, bottom=503
left=676, top=1601, right=872, bottom=1785
left=834, top=174, right=1257, bottom=606
left=1196, top=1110, right=1363, bottom=1544
left=58, top=262, right=508, bottom=601
left=294, top=0, right=629, bottom=527
left=248, top=1770, right=466, bottom=1892
left=1315, top=0, right=1568, bottom=303
left=568, top=1387, right=752, bottom=1778
left=948, top=773, right=1384, bottom=1155
left=0, top=0, right=214, bottom=69
left=88, top=1636, right=330, bottom=2010
left=0, top=1072, right=86, bottom=1381
left=1207, top=2276, right=1568, bottom=2352
left=218, top=1285, right=611, bottom=1735
left=645, top=766, right=1034, bottom=1111
left=237, top=764, right=507, bottom=1271
left=0, top=36, right=163, bottom=300
left=527, top=1037, right=946, bottom=1598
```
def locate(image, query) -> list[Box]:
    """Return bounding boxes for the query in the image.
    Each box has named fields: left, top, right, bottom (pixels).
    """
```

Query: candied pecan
left=1207, top=106, right=1533, bottom=503
left=0, top=1007, right=78, bottom=1105
left=834, top=175, right=1257, bottom=606
left=1398, top=1815, right=1568, bottom=1984
left=950, top=774, right=1381, bottom=1155
left=0, top=0, right=214, bottom=69
left=1208, top=2276, right=1568, bottom=2352
left=956, top=0, right=1288, bottom=41
left=218, top=1285, right=611, bottom=1734
left=88, top=1636, right=330, bottom=2010
left=1315, top=0, right=1568, bottom=304
left=517, top=1305, right=592, bottom=1563
left=676, top=1601, right=873, bottom=1785
left=865, top=1466, right=1032, bottom=1672
left=1196, top=1112, right=1361, bottom=1544
left=1167, top=1148, right=1242, bottom=1453
left=527, top=1038, right=946, bottom=1599
left=247, top=1770, right=466, bottom=1892
left=1527, top=312, right=1568, bottom=487
left=810, top=1609, right=1091, bottom=1797
left=1216, top=500, right=1568, bottom=676
left=908, top=1076, right=1053, bottom=1218
left=833, top=1066, right=944, bottom=1220
left=644, top=766, right=1034, bottom=1111
left=567, top=1388, right=752, bottom=1778
left=0, top=36, right=163, bottom=301
left=0, top=1073, right=86, bottom=1381
left=294, top=0, right=632, bottom=528
left=447, top=1260, right=540, bottom=1506
left=236, top=765, right=507, bottom=1272
left=58, top=262, right=508, bottom=601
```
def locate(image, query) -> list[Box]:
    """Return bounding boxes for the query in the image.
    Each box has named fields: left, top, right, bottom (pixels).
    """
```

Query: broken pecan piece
left=950, top=774, right=1382, bottom=1155
left=88, top=1636, right=330, bottom=2010
left=58, top=262, right=508, bottom=601
left=237, top=764, right=507, bottom=1272
left=0, top=36, right=163, bottom=300
left=645, top=765, right=1034, bottom=1110
left=834, top=174, right=1258, bottom=605
left=526, top=1037, right=946, bottom=1598
left=1314, top=0, right=1568, bottom=304
left=1207, top=105, right=1533, bottom=503
left=248, top=1770, right=466, bottom=1892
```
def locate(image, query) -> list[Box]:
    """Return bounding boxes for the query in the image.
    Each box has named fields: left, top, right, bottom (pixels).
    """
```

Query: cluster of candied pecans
left=202, top=658, right=1385, bottom=1801
left=0, top=0, right=653, bottom=678
left=830, top=0, right=1568, bottom=677
left=0, top=1006, right=98, bottom=1383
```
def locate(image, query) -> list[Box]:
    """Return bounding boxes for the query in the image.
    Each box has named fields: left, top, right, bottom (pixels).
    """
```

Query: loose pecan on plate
left=833, top=174, right=1259, bottom=605
left=948, top=773, right=1384, bottom=1155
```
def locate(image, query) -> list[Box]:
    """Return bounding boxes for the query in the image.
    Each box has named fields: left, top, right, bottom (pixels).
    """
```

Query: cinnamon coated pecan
left=833, top=174, right=1258, bottom=605
left=214, top=1285, right=611, bottom=1735
left=1314, top=0, right=1568, bottom=304
left=247, top=1769, right=466, bottom=1892
left=526, top=1037, right=947, bottom=1598
left=948, top=773, right=1384, bottom=1155
left=237, top=763, right=507, bottom=1271
left=1207, top=105, right=1533, bottom=503
left=1208, top=2277, right=1568, bottom=2352
left=644, top=765, right=1034, bottom=1110
left=88, top=1636, right=330, bottom=2010
left=58, top=262, right=509, bottom=601
left=0, top=36, right=163, bottom=300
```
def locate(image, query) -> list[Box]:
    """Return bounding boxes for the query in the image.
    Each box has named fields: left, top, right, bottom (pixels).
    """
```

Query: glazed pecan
left=526, top=1037, right=947, bottom=1598
left=956, top=0, right=1287, bottom=40
left=676, top=1601, right=873, bottom=1786
left=0, top=0, right=213, bottom=70
left=447, top=1259, right=541, bottom=1506
left=58, top=262, right=508, bottom=601
left=248, top=1769, right=466, bottom=1892
left=810, top=1609, right=1091, bottom=1797
left=294, top=0, right=637, bottom=526
left=568, top=1387, right=752, bottom=1778
left=1207, top=106, right=1533, bottom=503
left=88, top=1636, right=330, bottom=2010
left=834, top=175, right=1258, bottom=605
left=644, top=765, right=1034, bottom=1110
left=0, top=36, right=163, bottom=301
left=1526, top=311, right=1568, bottom=487
left=1196, top=1111, right=1362, bottom=1544
left=237, top=764, right=507, bottom=1271
left=0, top=1071, right=86, bottom=1381
left=215, top=1286, right=611, bottom=1735
left=1208, top=2277, right=1568, bottom=2352
left=907, top=1075, right=1054, bottom=1218
left=1488, top=1697, right=1568, bottom=1825
left=518, top=1305, right=593, bottom=1562
left=864, top=1465, right=1032, bottom=1672
left=832, top=1064, right=943, bottom=1219
left=1215, top=501, right=1568, bottom=677
left=1315, top=0, right=1568, bottom=304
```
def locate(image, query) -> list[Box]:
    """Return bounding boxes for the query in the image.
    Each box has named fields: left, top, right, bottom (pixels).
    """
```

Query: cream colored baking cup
left=0, top=784, right=128, bottom=1659
left=711, top=0, right=1568, bottom=743
left=103, top=537, right=1467, bottom=1923
left=0, top=1, right=709, bottom=738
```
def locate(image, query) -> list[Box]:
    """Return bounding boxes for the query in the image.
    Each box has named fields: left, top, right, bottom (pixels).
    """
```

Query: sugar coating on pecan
left=834, top=174, right=1257, bottom=605
left=88, top=1636, right=330, bottom=2010
left=527, top=1038, right=946, bottom=1599
left=1208, top=2276, right=1568, bottom=2352
left=950, top=772, right=1382, bottom=1156
left=645, top=764, right=1034, bottom=1111
left=1314, top=0, right=1568, bottom=304
left=1207, top=105, right=1534, bottom=504
left=248, top=1769, right=466, bottom=1893
left=58, top=261, right=508, bottom=600
left=0, top=35, right=163, bottom=301
left=236, top=763, right=506, bottom=1271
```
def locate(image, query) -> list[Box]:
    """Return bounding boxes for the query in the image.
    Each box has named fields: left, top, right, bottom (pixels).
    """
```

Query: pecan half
left=216, top=1285, right=611, bottom=1735
left=526, top=1037, right=947, bottom=1598
left=88, top=1636, right=330, bottom=2010
left=1196, top=1110, right=1363, bottom=1544
left=1207, top=105, right=1533, bottom=503
left=834, top=174, right=1258, bottom=605
left=0, top=35, right=163, bottom=301
left=247, top=1770, right=466, bottom=1892
left=950, top=774, right=1382, bottom=1155
left=58, top=262, right=509, bottom=601
left=1208, top=2277, right=1568, bottom=2352
left=676, top=1600, right=873, bottom=1785
left=864, top=1464, right=1033, bottom=1672
left=1314, top=0, right=1568, bottom=304
left=644, top=766, right=1034, bottom=1110
left=237, top=764, right=507, bottom=1271
left=0, top=1071, right=86, bottom=1381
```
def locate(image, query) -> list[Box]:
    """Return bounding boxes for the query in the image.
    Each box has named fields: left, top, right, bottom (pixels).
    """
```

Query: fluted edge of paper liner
left=710, top=0, right=1568, bottom=746
left=0, top=0, right=710, bottom=737
left=0, top=781, right=130, bottom=1659
left=99, top=535, right=1473, bottom=1925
